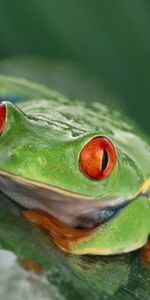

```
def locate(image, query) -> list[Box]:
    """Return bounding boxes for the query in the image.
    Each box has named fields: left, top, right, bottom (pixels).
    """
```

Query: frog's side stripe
left=0, top=169, right=94, bottom=200
left=0, top=95, right=24, bottom=103
left=0, top=168, right=149, bottom=201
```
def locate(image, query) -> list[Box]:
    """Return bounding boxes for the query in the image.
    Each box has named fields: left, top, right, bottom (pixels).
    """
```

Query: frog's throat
left=0, top=169, right=149, bottom=229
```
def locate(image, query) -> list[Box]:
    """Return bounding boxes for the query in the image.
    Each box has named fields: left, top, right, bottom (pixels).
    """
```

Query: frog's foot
left=22, top=209, right=94, bottom=252
left=140, top=239, right=150, bottom=264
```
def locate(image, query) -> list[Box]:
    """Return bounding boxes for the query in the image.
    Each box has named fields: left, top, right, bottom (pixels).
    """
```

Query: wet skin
left=0, top=75, right=149, bottom=255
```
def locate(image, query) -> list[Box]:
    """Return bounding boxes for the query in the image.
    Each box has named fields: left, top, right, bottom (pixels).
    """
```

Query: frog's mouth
left=0, top=170, right=147, bottom=229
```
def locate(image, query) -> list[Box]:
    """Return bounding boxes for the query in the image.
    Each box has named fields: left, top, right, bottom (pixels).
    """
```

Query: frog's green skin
left=0, top=75, right=150, bottom=255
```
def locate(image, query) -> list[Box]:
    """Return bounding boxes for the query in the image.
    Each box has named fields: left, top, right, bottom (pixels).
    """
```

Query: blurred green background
left=0, top=0, right=150, bottom=133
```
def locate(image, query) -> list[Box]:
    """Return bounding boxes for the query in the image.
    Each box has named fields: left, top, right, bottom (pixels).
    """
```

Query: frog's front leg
left=22, top=210, right=93, bottom=252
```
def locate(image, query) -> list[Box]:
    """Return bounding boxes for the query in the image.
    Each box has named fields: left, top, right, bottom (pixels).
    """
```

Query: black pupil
left=101, top=149, right=108, bottom=172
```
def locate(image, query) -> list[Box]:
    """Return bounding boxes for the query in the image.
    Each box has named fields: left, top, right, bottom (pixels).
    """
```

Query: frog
left=0, top=74, right=149, bottom=255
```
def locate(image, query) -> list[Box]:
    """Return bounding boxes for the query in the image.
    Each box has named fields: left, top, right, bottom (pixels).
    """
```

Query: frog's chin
left=0, top=169, right=129, bottom=229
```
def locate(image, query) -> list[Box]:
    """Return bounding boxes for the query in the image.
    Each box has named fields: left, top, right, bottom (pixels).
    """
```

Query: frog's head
left=0, top=100, right=150, bottom=255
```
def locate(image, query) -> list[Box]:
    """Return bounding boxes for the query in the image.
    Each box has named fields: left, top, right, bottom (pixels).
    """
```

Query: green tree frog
left=0, top=75, right=149, bottom=255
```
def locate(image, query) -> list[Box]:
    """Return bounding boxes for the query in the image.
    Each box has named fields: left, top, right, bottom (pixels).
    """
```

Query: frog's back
left=17, top=97, right=133, bottom=137
left=0, top=74, right=145, bottom=140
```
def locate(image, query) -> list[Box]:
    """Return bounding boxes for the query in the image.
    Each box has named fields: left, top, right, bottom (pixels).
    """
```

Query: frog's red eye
left=79, top=136, right=116, bottom=180
left=0, top=103, right=6, bottom=135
